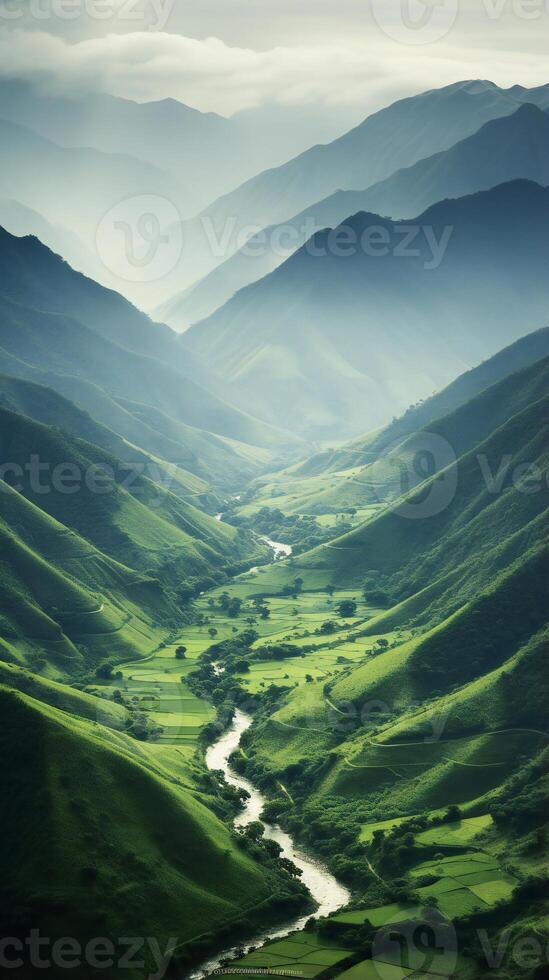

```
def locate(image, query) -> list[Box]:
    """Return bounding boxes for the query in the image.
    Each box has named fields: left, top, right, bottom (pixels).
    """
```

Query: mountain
left=0, top=198, right=97, bottom=281
left=0, top=402, right=259, bottom=589
left=162, top=103, right=549, bottom=329
left=0, top=116, right=191, bottom=304
left=0, top=226, right=300, bottom=475
left=161, top=79, right=549, bottom=296
left=182, top=181, right=549, bottom=439
left=0, top=80, right=354, bottom=218
left=0, top=373, right=215, bottom=508
left=240, top=348, right=548, bottom=861
left=249, top=327, right=549, bottom=516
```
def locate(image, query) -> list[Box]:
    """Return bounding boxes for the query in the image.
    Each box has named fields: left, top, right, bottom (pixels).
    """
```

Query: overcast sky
left=0, top=0, right=547, bottom=117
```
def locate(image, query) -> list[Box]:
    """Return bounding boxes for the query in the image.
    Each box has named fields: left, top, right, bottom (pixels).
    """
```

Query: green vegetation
left=0, top=242, right=547, bottom=980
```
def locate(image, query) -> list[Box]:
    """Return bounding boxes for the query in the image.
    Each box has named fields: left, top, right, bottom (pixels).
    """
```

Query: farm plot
left=119, top=648, right=214, bottom=749
left=412, top=850, right=518, bottom=910
left=416, top=814, right=493, bottom=847
left=224, top=931, right=353, bottom=979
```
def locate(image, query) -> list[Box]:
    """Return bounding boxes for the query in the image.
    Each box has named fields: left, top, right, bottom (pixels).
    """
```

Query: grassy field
left=111, top=587, right=394, bottom=742
left=209, top=928, right=354, bottom=979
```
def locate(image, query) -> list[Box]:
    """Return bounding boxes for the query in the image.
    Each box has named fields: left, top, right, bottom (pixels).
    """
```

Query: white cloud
left=0, top=22, right=547, bottom=115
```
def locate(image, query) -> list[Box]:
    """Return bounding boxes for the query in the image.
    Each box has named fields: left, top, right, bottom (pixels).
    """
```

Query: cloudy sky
left=0, top=0, right=547, bottom=117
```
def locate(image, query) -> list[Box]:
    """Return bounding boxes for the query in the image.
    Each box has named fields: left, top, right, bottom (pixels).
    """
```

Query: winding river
left=188, top=709, right=350, bottom=978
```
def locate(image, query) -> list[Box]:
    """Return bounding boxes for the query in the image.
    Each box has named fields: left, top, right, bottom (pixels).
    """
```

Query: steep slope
left=0, top=405, right=259, bottom=587
left=0, top=198, right=95, bottom=280
left=0, top=373, right=214, bottom=507
left=0, top=686, right=304, bottom=977
left=239, top=348, right=548, bottom=869
left=183, top=181, right=549, bottom=438
left=0, top=226, right=299, bottom=459
left=0, top=479, right=175, bottom=676
left=164, top=103, right=549, bottom=328
left=257, top=328, right=549, bottom=516
left=164, top=79, right=549, bottom=293
left=269, top=362, right=549, bottom=597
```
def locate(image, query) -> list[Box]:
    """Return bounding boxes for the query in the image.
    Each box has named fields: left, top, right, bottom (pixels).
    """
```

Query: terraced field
left=208, top=929, right=354, bottom=979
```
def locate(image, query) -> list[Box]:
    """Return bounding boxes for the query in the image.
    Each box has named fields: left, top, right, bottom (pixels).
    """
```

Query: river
left=188, top=709, right=350, bottom=978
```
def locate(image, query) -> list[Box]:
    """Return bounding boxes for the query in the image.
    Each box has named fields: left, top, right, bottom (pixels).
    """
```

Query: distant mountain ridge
left=183, top=180, right=549, bottom=439
left=162, top=79, right=549, bottom=297
left=162, top=102, right=549, bottom=328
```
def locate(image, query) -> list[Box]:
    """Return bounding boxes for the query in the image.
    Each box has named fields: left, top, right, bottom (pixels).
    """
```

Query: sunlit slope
left=265, top=369, right=549, bottom=610
left=0, top=686, right=297, bottom=977
left=0, top=372, right=215, bottom=506
left=0, top=356, right=273, bottom=492
left=0, top=405, right=259, bottom=582
left=243, top=353, right=548, bottom=817
left=0, top=480, right=180, bottom=674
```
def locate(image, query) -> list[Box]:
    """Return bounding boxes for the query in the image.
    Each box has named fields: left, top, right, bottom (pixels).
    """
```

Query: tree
left=319, top=621, right=336, bottom=635
left=175, top=646, right=187, bottom=660
left=337, top=600, right=357, bottom=618
left=243, top=821, right=264, bottom=843
left=305, top=674, right=314, bottom=683
left=227, top=598, right=242, bottom=619
left=208, top=627, right=218, bottom=639
left=260, top=606, right=270, bottom=620
left=96, top=663, right=115, bottom=680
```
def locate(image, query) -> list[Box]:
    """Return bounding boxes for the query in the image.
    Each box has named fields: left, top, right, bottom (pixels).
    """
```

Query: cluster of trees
left=218, top=593, right=243, bottom=618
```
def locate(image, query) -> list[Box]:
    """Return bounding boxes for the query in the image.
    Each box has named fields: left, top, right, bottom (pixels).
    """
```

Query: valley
left=0, top=60, right=547, bottom=980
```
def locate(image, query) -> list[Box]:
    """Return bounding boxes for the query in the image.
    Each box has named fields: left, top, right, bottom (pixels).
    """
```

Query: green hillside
left=0, top=686, right=307, bottom=978
left=0, top=405, right=263, bottom=584
left=197, top=348, right=548, bottom=972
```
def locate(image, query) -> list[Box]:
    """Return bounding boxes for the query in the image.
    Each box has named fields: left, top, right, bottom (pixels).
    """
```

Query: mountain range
left=158, top=79, right=549, bottom=301
left=182, top=180, right=549, bottom=439
left=163, top=102, right=549, bottom=328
